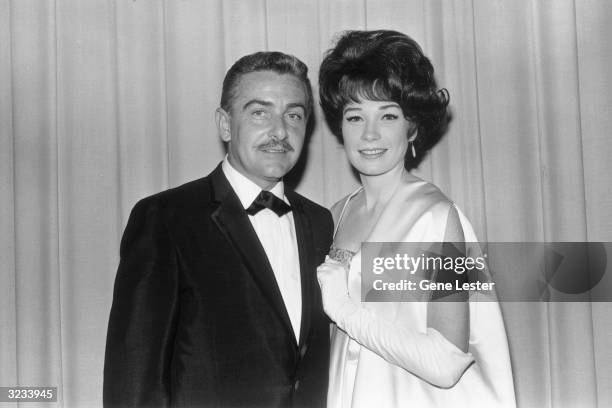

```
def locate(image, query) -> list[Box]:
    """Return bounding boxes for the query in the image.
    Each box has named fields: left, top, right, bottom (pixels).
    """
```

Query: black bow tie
left=246, top=190, right=292, bottom=217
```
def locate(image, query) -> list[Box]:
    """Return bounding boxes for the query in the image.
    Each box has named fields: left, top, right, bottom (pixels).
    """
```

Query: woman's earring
left=410, top=141, right=416, bottom=158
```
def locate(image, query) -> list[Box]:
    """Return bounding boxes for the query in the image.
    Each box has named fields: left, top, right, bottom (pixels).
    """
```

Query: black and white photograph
left=1, top=1, right=611, bottom=407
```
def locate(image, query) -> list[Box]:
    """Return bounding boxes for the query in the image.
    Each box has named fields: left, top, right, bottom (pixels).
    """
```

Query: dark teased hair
left=319, top=30, right=449, bottom=169
left=220, top=51, right=313, bottom=118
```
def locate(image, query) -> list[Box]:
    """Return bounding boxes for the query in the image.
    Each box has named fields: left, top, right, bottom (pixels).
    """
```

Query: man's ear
left=215, top=108, right=231, bottom=142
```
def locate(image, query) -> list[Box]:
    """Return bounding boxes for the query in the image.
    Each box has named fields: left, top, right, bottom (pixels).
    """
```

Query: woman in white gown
left=316, top=30, right=516, bottom=408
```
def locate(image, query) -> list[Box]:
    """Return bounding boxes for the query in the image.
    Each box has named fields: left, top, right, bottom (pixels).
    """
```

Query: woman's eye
left=382, top=113, right=399, bottom=120
left=345, top=115, right=363, bottom=123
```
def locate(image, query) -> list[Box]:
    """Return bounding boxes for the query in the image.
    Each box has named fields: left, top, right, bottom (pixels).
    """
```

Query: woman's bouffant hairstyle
left=319, top=30, right=449, bottom=169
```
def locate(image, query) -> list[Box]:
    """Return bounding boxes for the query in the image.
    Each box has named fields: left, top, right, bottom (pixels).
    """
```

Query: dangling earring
left=409, top=140, right=416, bottom=158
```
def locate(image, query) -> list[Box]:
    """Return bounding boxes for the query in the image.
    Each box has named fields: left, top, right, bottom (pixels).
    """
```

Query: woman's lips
left=358, top=148, right=387, bottom=158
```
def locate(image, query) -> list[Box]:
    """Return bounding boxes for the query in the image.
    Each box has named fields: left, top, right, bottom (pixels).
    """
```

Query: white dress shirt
left=222, top=158, right=302, bottom=341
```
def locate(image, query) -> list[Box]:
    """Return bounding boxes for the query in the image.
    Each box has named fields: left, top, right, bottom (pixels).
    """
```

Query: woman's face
left=341, top=99, right=412, bottom=177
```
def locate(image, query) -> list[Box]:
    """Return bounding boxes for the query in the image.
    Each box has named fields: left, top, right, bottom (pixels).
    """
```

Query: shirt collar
left=222, top=156, right=287, bottom=210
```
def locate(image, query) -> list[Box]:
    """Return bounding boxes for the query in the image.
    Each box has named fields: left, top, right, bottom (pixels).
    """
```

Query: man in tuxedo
left=103, top=52, right=333, bottom=408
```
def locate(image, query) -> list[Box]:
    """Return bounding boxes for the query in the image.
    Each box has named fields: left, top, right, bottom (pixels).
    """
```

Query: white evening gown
left=326, top=174, right=516, bottom=408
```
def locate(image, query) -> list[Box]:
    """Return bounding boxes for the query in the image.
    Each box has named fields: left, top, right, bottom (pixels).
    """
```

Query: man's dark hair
left=220, top=51, right=313, bottom=118
left=319, top=30, right=449, bottom=169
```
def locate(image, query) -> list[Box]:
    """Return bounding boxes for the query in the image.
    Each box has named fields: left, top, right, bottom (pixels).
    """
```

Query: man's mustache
left=258, top=139, right=294, bottom=151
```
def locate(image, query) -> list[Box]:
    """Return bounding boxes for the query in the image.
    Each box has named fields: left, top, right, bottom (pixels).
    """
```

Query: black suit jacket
left=103, top=164, right=333, bottom=408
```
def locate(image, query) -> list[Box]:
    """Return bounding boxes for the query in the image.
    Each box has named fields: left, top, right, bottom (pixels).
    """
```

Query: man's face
left=217, top=71, right=308, bottom=189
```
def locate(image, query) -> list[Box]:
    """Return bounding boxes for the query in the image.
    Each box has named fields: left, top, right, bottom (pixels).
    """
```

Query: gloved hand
left=317, top=256, right=358, bottom=322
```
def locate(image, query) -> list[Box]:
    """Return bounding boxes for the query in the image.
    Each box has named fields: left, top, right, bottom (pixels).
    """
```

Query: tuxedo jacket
left=103, top=164, right=333, bottom=408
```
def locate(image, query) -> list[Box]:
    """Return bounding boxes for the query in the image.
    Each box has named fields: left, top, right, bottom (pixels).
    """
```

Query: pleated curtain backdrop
left=1, top=1, right=611, bottom=407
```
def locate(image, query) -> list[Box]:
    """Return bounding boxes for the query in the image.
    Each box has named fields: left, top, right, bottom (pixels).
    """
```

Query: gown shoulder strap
left=333, top=186, right=363, bottom=239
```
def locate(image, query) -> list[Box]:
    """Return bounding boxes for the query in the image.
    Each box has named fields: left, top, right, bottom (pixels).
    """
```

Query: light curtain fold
left=1, top=1, right=611, bottom=407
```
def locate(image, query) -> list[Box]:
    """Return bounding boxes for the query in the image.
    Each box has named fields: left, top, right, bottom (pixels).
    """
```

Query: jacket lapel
left=287, top=192, right=315, bottom=349
left=208, top=165, right=296, bottom=346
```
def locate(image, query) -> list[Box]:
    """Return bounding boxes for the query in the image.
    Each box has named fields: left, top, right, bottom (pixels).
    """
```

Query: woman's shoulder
left=396, top=173, right=480, bottom=242
left=396, top=173, right=455, bottom=217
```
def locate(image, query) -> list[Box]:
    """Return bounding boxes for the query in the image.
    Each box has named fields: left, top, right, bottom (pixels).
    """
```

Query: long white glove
left=317, top=257, right=475, bottom=388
